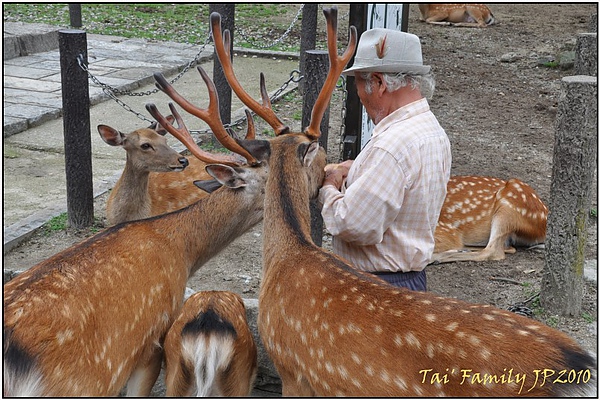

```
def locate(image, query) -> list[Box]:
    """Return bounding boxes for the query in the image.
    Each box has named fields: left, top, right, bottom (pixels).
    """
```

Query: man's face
left=355, top=74, right=384, bottom=124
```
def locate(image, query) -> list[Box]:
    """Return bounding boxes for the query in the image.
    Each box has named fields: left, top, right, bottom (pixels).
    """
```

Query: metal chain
left=77, top=35, right=211, bottom=98
left=236, top=4, right=304, bottom=49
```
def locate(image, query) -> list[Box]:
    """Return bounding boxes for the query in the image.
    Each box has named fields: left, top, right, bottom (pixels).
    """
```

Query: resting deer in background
left=3, top=66, right=268, bottom=397
left=418, top=4, right=496, bottom=27
left=210, top=7, right=596, bottom=396
left=99, top=112, right=256, bottom=226
left=432, top=175, right=548, bottom=263
left=163, top=290, right=257, bottom=397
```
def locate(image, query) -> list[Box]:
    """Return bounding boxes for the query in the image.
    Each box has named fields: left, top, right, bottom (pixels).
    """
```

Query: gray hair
left=360, top=71, right=436, bottom=99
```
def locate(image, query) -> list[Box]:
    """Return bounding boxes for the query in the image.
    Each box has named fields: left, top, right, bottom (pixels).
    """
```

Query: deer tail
left=180, top=309, right=237, bottom=396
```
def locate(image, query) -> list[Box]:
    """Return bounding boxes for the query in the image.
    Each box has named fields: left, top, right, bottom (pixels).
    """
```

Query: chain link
left=74, top=4, right=351, bottom=132
left=78, top=35, right=211, bottom=98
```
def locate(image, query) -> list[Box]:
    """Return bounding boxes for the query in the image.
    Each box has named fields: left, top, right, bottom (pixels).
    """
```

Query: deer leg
left=165, top=357, right=194, bottom=397
left=125, top=348, right=163, bottom=397
left=278, top=369, right=315, bottom=397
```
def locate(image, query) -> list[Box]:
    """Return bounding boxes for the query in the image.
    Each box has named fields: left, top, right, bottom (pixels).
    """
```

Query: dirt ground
left=3, top=3, right=598, bottom=358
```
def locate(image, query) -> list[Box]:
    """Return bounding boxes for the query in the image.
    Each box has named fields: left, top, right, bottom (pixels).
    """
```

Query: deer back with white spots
left=418, top=4, right=496, bottom=28
left=3, top=67, right=269, bottom=397
left=433, top=176, right=548, bottom=263
left=207, top=8, right=595, bottom=397
left=163, top=290, right=258, bottom=396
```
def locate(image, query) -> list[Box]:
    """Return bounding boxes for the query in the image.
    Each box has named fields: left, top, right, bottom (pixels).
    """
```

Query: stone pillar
left=540, top=75, right=598, bottom=316
left=574, top=33, right=598, bottom=76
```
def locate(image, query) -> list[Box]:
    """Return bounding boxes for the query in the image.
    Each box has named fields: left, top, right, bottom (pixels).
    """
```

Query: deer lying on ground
left=432, top=175, right=548, bottom=263
left=208, top=7, right=596, bottom=396
left=3, top=66, right=268, bottom=397
left=163, top=290, right=257, bottom=397
left=418, top=4, right=496, bottom=27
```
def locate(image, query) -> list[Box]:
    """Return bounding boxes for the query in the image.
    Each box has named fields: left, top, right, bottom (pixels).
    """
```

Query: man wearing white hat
left=319, top=28, right=451, bottom=291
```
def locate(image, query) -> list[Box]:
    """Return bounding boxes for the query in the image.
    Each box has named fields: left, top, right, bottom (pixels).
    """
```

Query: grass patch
left=582, top=312, right=594, bottom=323
left=3, top=3, right=305, bottom=51
left=3, top=147, right=20, bottom=159
left=43, top=213, right=68, bottom=234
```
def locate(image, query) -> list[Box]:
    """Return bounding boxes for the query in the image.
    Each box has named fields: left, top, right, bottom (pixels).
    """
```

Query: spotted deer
left=209, top=7, right=596, bottom=397
left=99, top=109, right=257, bottom=226
left=432, top=175, right=548, bottom=263
left=98, top=118, right=209, bottom=226
left=418, top=4, right=496, bottom=28
left=3, top=66, right=268, bottom=397
left=163, top=290, right=257, bottom=396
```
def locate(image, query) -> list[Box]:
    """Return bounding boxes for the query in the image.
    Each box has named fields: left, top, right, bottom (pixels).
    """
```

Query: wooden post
left=302, top=50, right=330, bottom=246
left=68, top=4, right=82, bottom=28
left=299, top=3, right=318, bottom=95
left=540, top=75, right=598, bottom=316
left=59, top=29, right=94, bottom=228
left=209, top=4, right=235, bottom=125
left=342, top=4, right=367, bottom=161
left=574, top=33, right=598, bottom=76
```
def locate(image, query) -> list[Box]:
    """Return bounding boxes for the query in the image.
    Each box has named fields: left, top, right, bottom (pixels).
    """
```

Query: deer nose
left=179, top=157, right=189, bottom=168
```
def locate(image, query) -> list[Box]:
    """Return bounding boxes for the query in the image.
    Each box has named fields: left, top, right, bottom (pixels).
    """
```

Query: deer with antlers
left=163, top=290, right=258, bottom=397
left=432, top=175, right=548, bottom=263
left=418, top=4, right=496, bottom=28
left=206, top=7, right=596, bottom=396
left=3, top=65, right=267, bottom=396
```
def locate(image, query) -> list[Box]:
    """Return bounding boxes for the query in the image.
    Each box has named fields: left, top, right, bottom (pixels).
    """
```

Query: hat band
left=353, top=57, right=424, bottom=67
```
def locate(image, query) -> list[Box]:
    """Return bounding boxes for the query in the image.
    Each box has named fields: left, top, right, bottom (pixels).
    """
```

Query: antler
left=305, top=8, right=357, bottom=140
left=150, top=66, right=260, bottom=166
left=210, top=12, right=290, bottom=136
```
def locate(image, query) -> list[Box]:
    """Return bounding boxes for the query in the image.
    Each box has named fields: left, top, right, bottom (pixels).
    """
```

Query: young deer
left=163, top=290, right=257, bottom=396
left=3, top=66, right=268, bottom=397
left=98, top=118, right=210, bottom=226
left=418, top=4, right=496, bottom=28
left=210, top=7, right=596, bottom=397
left=432, top=175, right=548, bottom=263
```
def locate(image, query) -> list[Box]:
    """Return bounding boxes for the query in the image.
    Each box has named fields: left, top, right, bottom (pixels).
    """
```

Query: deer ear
left=98, top=125, right=125, bottom=146
left=237, top=139, right=271, bottom=162
left=193, top=179, right=223, bottom=193
left=151, top=115, right=175, bottom=136
left=205, top=164, right=247, bottom=189
left=300, top=141, right=320, bottom=167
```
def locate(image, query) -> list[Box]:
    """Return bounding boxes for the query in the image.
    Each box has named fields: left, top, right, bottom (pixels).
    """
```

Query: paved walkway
left=3, top=22, right=300, bottom=252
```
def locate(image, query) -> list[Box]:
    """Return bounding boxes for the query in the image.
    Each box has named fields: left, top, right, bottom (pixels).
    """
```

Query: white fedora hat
left=342, top=28, right=431, bottom=76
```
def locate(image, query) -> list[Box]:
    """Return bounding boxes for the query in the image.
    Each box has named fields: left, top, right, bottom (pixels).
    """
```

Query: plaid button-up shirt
left=319, top=98, right=451, bottom=273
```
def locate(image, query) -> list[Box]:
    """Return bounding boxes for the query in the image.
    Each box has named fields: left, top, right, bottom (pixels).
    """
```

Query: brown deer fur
left=419, top=4, right=496, bottom=28
left=163, top=291, right=257, bottom=396
left=251, top=133, right=596, bottom=397
left=199, top=7, right=597, bottom=396
left=433, top=176, right=548, bottom=262
left=98, top=122, right=211, bottom=226
left=3, top=159, right=268, bottom=396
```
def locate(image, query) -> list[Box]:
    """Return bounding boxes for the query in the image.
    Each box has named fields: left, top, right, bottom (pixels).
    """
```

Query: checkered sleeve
left=320, top=148, right=405, bottom=245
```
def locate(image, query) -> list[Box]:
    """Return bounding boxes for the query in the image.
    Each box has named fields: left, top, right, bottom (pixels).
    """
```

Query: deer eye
left=140, top=143, right=153, bottom=150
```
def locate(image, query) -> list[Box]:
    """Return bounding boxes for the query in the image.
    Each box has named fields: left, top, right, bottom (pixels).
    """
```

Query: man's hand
left=323, top=160, right=353, bottom=190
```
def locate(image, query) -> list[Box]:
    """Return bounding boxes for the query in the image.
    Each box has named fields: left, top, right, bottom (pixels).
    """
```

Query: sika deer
left=3, top=66, right=268, bottom=397
left=209, top=7, right=595, bottom=397
left=432, top=175, right=548, bottom=263
left=163, top=291, right=257, bottom=397
left=418, top=4, right=496, bottom=28
left=98, top=118, right=210, bottom=226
